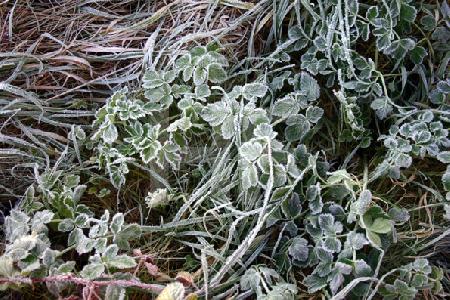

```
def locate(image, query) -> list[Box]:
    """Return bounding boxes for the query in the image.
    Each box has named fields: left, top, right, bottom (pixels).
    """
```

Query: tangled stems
left=0, top=275, right=164, bottom=295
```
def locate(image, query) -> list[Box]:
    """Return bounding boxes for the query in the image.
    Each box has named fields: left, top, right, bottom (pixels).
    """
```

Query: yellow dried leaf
left=156, top=282, right=185, bottom=300
left=185, top=293, right=198, bottom=300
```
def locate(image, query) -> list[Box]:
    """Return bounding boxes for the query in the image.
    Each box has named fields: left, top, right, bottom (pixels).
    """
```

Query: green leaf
left=102, top=123, right=118, bottom=144
left=362, top=206, right=392, bottom=234
left=305, top=106, right=324, bottom=123
left=167, top=117, right=192, bottom=133
left=370, top=97, right=393, bottom=119
left=400, top=3, right=417, bottom=23
left=388, top=207, right=410, bottom=224
left=366, top=6, right=378, bottom=22
left=114, top=224, right=142, bottom=250
left=64, top=175, right=80, bottom=188
left=74, top=213, right=90, bottom=228
left=104, top=244, right=119, bottom=259
left=306, top=184, right=322, bottom=214
left=266, top=283, right=297, bottom=298
left=142, top=71, right=164, bottom=89
left=420, top=15, right=436, bottom=31
left=304, top=274, right=328, bottom=293
left=95, top=238, right=108, bottom=253
left=201, top=101, right=230, bottom=126
left=240, top=141, right=263, bottom=162
left=56, top=261, right=76, bottom=274
left=272, top=97, right=297, bottom=117
left=193, top=67, right=207, bottom=85
left=19, top=257, right=40, bottom=273
left=345, top=231, right=368, bottom=250
left=369, top=218, right=392, bottom=234
left=221, top=115, right=235, bottom=139
left=31, top=210, right=54, bottom=231
left=411, top=274, right=428, bottom=288
left=42, top=248, right=58, bottom=266
left=58, top=219, right=74, bottom=232
left=366, top=230, right=382, bottom=248
left=409, top=46, right=427, bottom=64
left=76, top=236, right=96, bottom=254
left=161, top=142, right=182, bottom=169
left=110, top=213, right=124, bottom=234
left=395, top=153, right=412, bottom=168
left=269, top=189, right=291, bottom=208
left=299, top=72, right=320, bottom=101
left=257, top=155, right=270, bottom=174
left=175, top=54, right=191, bottom=69
left=190, top=46, right=207, bottom=57
left=106, top=255, right=136, bottom=269
left=323, top=237, right=341, bottom=253
left=140, top=141, right=162, bottom=163
left=182, top=66, right=194, bottom=81
left=384, top=39, right=416, bottom=61
left=394, top=279, right=417, bottom=298
left=207, top=63, right=227, bottom=83
left=285, top=115, right=310, bottom=142
left=240, top=268, right=260, bottom=291
left=288, top=237, right=309, bottom=262
left=272, top=163, right=287, bottom=187
left=68, top=228, right=83, bottom=246
left=437, top=80, right=450, bottom=93
left=89, top=222, right=108, bottom=238
left=163, top=70, right=177, bottom=83
left=254, top=123, right=277, bottom=139
left=110, top=165, right=126, bottom=189
left=354, top=189, right=372, bottom=215
left=144, top=87, right=165, bottom=102
left=73, top=185, right=86, bottom=202
left=80, top=263, right=105, bottom=279
left=351, top=260, right=371, bottom=278
left=242, top=163, right=258, bottom=190
left=105, top=285, right=126, bottom=300
left=195, top=84, right=211, bottom=98
left=281, top=192, right=302, bottom=218
left=318, top=213, right=334, bottom=231
left=437, top=151, right=450, bottom=163
left=242, top=83, right=268, bottom=100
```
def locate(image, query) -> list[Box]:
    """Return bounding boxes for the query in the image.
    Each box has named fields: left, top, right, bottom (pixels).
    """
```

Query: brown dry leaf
left=175, top=271, right=194, bottom=287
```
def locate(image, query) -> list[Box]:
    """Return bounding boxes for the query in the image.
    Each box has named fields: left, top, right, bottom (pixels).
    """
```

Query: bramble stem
left=0, top=275, right=164, bottom=293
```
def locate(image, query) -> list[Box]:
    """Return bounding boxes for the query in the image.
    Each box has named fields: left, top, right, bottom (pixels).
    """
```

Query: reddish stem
left=0, top=275, right=164, bottom=293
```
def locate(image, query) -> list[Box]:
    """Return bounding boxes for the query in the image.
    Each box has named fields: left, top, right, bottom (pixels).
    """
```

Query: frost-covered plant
left=87, top=35, right=446, bottom=298
left=372, top=109, right=450, bottom=206
left=377, top=259, right=443, bottom=300
left=1, top=0, right=449, bottom=298
left=91, top=45, right=230, bottom=188
left=0, top=170, right=143, bottom=296
left=240, top=266, right=297, bottom=299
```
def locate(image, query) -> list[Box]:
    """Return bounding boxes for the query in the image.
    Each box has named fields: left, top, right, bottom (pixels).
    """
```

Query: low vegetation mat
left=0, top=0, right=449, bottom=299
